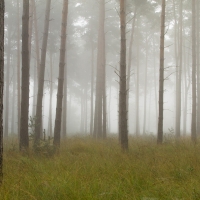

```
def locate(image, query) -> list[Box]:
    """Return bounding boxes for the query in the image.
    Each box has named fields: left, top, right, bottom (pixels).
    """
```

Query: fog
left=4, top=0, right=194, bottom=138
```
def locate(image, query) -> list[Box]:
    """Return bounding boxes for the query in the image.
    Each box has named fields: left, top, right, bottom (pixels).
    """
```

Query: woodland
left=0, top=0, right=200, bottom=199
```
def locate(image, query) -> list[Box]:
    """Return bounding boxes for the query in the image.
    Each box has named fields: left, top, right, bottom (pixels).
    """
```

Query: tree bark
left=90, top=40, right=94, bottom=136
left=143, top=33, right=148, bottom=135
left=119, top=0, right=128, bottom=150
left=48, top=52, right=53, bottom=137
left=191, top=0, right=197, bottom=143
left=20, top=0, right=30, bottom=150
left=135, top=21, right=140, bottom=135
left=17, top=0, right=21, bottom=139
left=62, top=55, right=67, bottom=138
left=0, top=0, right=4, bottom=184
left=4, top=30, right=11, bottom=138
left=157, top=0, right=165, bottom=144
left=31, top=0, right=40, bottom=80
left=93, top=0, right=106, bottom=139
left=53, top=0, right=68, bottom=146
left=35, top=0, right=51, bottom=143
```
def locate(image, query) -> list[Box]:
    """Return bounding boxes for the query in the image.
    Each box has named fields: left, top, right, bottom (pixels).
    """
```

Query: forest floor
left=1, top=135, right=200, bottom=200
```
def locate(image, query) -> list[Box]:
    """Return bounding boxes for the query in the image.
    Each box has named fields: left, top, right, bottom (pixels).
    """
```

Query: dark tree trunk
left=53, top=0, right=68, bottom=146
left=191, top=0, right=197, bottom=143
left=157, top=0, right=165, bottom=144
left=119, top=0, right=128, bottom=150
left=20, top=0, right=30, bottom=150
left=35, top=0, right=51, bottom=143
left=0, top=0, right=4, bottom=184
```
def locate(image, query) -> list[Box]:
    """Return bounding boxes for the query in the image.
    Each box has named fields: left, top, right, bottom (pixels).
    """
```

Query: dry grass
left=1, top=135, right=200, bottom=199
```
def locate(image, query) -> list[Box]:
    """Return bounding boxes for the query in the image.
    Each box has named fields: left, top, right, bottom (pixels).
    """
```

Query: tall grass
left=1, top=136, right=200, bottom=199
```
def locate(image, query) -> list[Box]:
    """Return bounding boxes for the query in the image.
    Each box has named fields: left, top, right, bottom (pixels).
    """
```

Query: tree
left=53, top=0, right=68, bottom=146
left=191, top=0, right=197, bottom=143
left=35, top=0, right=51, bottom=144
left=20, top=0, right=30, bottom=150
left=157, top=0, right=165, bottom=144
left=119, top=0, right=128, bottom=150
left=0, top=0, right=4, bottom=184
left=93, top=0, right=106, bottom=139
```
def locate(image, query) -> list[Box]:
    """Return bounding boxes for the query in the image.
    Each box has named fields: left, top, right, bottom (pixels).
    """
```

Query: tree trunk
left=0, top=0, right=4, bottom=184
left=93, top=0, right=106, bottom=139
left=20, top=0, right=30, bottom=150
left=196, top=0, right=200, bottom=135
left=90, top=40, right=94, bottom=136
left=31, top=0, right=40, bottom=80
left=11, top=58, right=16, bottom=134
left=62, top=56, right=67, bottom=138
left=119, top=0, right=128, bottom=150
left=135, top=21, right=140, bottom=135
left=53, top=0, right=68, bottom=146
left=48, top=52, right=53, bottom=137
left=17, top=0, right=21, bottom=139
left=191, top=0, right=197, bottom=143
left=4, top=30, right=11, bottom=138
left=157, top=0, right=165, bottom=144
left=143, top=33, right=148, bottom=135
left=126, top=7, right=136, bottom=124
left=35, top=0, right=51, bottom=143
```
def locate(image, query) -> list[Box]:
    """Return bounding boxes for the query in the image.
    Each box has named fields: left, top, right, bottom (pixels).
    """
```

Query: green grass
left=1, top=136, right=200, bottom=199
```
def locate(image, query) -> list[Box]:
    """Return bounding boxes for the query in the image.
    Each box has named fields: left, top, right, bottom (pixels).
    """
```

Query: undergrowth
left=1, top=136, right=200, bottom=200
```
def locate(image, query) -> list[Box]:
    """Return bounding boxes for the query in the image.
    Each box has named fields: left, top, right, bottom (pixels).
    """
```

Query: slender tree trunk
left=183, top=45, right=190, bottom=135
left=32, top=59, right=37, bottom=117
left=90, top=40, right=94, bottom=136
left=126, top=7, right=136, bottom=116
left=143, top=33, right=148, bottom=135
left=157, top=0, right=165, bottom=144
left=53, top=0, right=68, bottom=146
left=35, top=0, right=51, bottom=143
left=175, top=0, right=183, bottom=140
left=62, top=56, right=67, bottom=138
left=20, top=0, right=30, bottom=150
left=119, top=0, right=128, bottom=150
left=17, top=0, right=21, bottom=139
left=4, top=30, right=11, bottom=138
left=31, top=0, right=40, bottom=80
left=48, top=52, right=53, bottom=137
left=93, top=0, right=106, bottom=139
left=11, top=58, right=16, bottom=134
left=135, top=21, right=140, bottom=135
left=0, top=0, right=4, bottom=184
left=153, top=35, right=158, bottom=129
left=196, top=0, right=200, bottom=135
left=191, top=0, right=197, bottom=143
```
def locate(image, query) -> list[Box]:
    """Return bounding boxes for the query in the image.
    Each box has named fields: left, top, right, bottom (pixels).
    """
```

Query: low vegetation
left=1, top=136, right=200, bottom=200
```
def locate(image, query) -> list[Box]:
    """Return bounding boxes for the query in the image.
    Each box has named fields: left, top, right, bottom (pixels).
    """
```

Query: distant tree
left=157, top=0, right=165, bottom=144
left=17, top=0, right=21, bottom=138
left=53, top=0, right=68, bottom=146
left=35, top=0, right=51, bottom=144
left=93, top=0, right=106, bottom=139
left=119, top=0, right=128, bottom=150
left=20, top=0, right=29, bottom=150
left=0, top=0, right=4, bottom=184
left=191, top=0, right=197, bottom=143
